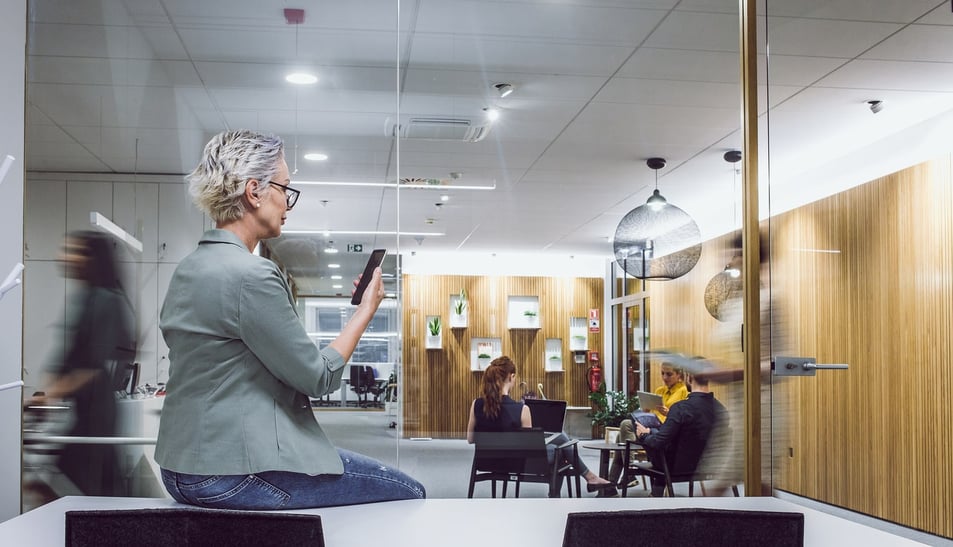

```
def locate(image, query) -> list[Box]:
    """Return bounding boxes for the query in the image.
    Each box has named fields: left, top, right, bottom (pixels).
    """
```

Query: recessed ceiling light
left=494, top=83, right=514, bottom=98
left=483, top=107, right=500, bottom=122
left=324, top=247, right=339, bottom=254
left=331, top=275, right=342, bottom=280
left=332, top=284, right=343, bottom=289
left=286, top=72, right=318, bottom=85
left=304, top=153, right=328, bottom=161
left=440, top=194, right=449, bottom=202
left=328, top=263, right=340, bottom=269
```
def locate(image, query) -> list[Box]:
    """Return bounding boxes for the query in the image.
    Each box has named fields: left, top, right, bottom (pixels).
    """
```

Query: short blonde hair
left=186, top=130, right=284, bottom=223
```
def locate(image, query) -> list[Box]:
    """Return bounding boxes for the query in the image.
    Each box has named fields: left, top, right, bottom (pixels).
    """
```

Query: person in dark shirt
left=466, top=356, right=613, bottom=493
left=634, top=362, right=729, bottom=496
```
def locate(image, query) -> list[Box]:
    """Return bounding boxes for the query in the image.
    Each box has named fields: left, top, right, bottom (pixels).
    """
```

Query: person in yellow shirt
left=606, top=362, right=689, bottom=492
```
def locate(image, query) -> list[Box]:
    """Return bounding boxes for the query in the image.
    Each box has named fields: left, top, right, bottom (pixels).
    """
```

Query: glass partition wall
left=22, top=0, right=748, bottom=503
left=763, top=0, right=953, bottom=538
left=24, top=3, right=953, bottom=535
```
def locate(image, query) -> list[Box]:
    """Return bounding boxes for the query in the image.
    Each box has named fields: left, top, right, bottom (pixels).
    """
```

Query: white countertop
left=0, top=495, right=929, bottom=546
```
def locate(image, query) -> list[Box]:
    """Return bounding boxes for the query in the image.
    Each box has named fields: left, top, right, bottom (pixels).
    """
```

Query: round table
left=581, top=440, right=646, bottom=496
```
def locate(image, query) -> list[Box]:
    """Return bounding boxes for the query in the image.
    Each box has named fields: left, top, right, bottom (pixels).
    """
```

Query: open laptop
left=523, top=399, right=568, bottom=442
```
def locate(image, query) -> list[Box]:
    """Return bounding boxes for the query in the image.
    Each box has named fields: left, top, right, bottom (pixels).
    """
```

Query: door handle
left=772, top=356, right=849, bottom=377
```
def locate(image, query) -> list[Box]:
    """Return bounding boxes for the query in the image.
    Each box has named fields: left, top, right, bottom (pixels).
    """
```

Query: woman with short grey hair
left=156, top=129, right=425, bottom=510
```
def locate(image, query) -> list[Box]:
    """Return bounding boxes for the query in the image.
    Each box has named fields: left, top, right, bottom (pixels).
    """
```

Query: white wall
left=0, top=0, right=26, bottom=522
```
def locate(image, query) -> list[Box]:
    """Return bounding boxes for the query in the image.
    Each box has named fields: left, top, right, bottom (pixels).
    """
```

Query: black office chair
left=623, top=427, right=740, bottom=497
left=362, top=367, right=386, bottom=408
left=348, top=366, right=370, bottom=407
left=467, top=429, right=581, bottom=498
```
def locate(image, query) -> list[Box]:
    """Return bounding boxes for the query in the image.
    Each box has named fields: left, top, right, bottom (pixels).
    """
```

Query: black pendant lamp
left=613, top=158, right=702, bottom=280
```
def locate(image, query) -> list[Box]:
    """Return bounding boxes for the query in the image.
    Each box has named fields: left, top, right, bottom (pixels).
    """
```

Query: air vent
left=387, top=117, right=490, bottom=142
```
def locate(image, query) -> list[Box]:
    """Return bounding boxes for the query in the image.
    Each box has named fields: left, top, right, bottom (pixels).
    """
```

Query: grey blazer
left=156, top=229, right=346, bottom=476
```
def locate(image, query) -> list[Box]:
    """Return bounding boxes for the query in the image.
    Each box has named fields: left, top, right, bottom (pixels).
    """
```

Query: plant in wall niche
left=477, top=353, right=492, bottom=359
left=454, top=288, right=468, bottom=315
left=427, top=316, right=442, bottom=336
left=549, top=354, right=561, bottom=361
left=523, top=309, right=537, bottom=317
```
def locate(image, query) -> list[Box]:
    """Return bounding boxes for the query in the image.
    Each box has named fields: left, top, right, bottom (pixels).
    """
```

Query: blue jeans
left=161, top=449, right=425, bottom=510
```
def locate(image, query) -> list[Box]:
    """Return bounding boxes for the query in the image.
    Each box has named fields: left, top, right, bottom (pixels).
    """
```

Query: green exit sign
left=347, top=244, right=364, bottom=252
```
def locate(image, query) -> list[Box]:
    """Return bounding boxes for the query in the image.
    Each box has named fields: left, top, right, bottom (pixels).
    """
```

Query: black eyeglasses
left=268, top=181, right=301, bottom=209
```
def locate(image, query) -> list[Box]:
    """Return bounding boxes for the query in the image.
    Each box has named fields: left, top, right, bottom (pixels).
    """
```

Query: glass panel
left=764, top=0, right=953, bottom=536
left=21, top=0, right=401, bottom=508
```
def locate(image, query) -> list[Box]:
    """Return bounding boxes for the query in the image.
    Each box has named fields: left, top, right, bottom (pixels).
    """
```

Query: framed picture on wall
left=604, top=426, right=620, bottom=445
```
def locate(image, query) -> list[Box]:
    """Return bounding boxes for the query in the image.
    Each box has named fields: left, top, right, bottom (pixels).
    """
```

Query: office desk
left=0, top=496, right=929, bottom=546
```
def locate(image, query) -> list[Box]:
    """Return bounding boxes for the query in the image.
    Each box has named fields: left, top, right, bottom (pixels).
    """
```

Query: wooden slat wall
left=646, top=155, right=953, bottom=538
left=402, top=275, right=603, bottom=439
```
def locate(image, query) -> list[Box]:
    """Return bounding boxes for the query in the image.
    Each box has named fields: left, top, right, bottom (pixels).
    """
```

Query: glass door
left=762, top=0, right=953, bottom=538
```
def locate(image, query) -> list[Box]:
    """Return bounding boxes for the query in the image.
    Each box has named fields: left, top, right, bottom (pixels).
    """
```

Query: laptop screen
left=524, top=399, right=567, bottom=433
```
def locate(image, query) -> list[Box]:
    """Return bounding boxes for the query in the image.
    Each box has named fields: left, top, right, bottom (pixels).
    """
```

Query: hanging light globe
left=612, top=158, right=702, bottom=280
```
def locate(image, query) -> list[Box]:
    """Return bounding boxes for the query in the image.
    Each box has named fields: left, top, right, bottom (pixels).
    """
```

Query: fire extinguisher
left=586, top=351, right=602, bottom=392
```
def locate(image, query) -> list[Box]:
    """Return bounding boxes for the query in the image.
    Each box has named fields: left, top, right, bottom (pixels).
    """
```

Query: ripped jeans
left=161, top=448, right=425, bottom=510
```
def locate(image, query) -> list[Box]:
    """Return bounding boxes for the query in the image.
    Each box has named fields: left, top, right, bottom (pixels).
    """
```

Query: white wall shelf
left=507, top=295, right=540, bottom=329
left=569, top=317, right=588, bottom=351
left=425, top=315, right=442, bottom=350
left=470, top=338, right=501, bottom=371
left=449, top=294, right=468, bottom=328
left=544, top=338, right=563, bottom=372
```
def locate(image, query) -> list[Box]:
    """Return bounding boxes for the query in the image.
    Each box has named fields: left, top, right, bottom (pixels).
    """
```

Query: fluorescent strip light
left=0, top=262, right=24, bottom=299
left=0, top=155, right=15, bottom=185
left=283, top=230, right=444, bottom=236
left=90, top=212, right=143, bottom=253
left=293, top=180, right=496, bottom=191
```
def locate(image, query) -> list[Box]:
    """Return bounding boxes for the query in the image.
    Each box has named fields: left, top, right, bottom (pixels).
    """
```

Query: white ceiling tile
left=618, top=48, right=738, bottom=83
left=761, top=0, right=940, bottom=23
left=764, top=17, right=901, bottom=57
left=596, top=78, right=740, bottom=109
left=818, top=59, right=953, bottom=92
left=645, top=11, right=740, bottom=52
left=416, top=1, right=665, bottom=45
left=864, top=24, right=953, bottom=62
left=408, top=35, right=635, bottom=76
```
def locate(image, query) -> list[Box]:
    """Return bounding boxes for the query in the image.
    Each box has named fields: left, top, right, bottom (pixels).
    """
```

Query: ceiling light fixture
left=286, top=72, right=318, bottom=85
left=283, top=229, right=445, bottom=237
left=323, top=241, right=339, bottom=254
left=483, top=107, right=500, bottom=122
left=293, top=180, right=496, bottom=190
left=494, top=83, right=514, bottom=98
left=327, top=263, right=341, bottom=269
left=304, top=152, right=328, bottom=161
left=331, top=275, right=342, bottom=280
left=612, top=156, right=702, bottom=280
left=645, top=157, right=667, bottom=211
left=867, top=99, right=884, bottom=114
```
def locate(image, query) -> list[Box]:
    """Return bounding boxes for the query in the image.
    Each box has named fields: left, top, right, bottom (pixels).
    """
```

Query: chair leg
left=490, top=480, right=497, bottom=498
left=732, top=484, right=740, bottom=497
left=699, top=481, right=707, bottom=496
left=689, top=481, right=694, bottom=497
left=467, top=475, right=475, bottom=498
left=502, top=479, right=508, bottom=498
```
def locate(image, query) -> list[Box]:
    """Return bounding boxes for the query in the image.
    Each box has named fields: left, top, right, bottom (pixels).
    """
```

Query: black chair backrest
left=349, top=366, right=366, bottom=390
left=66, top=509, right=324, bottom=547
left=361, top=366, right=377, bottom=387
left=473, top=429, right=548, bottom=474
left=562, top=508, right=804, bottom=547
left=524, top=399, right=567, bottom=433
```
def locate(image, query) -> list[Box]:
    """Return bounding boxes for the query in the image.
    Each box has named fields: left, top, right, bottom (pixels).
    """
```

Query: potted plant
left=426, top=316, right=441, bottom=349
left=588, top=384, right=640, bottom=440
left=451, top=288, right=468, bottom=328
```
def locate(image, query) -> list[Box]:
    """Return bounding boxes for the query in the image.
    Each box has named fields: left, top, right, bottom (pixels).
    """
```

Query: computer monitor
left=524, top=399, right=567, bottom=434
